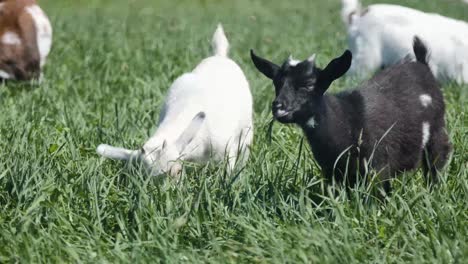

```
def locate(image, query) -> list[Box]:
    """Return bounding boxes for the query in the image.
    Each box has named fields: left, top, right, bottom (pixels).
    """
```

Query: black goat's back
left=304, top=60, right=447, bottom=186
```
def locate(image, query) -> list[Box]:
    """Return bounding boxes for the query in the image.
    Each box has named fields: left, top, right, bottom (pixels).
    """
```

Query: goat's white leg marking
left=1, top=32, right=22, bottom=45
left=419, top=94, right=432, bottom=107
left=307, top=116, right=317, bottom=128
left=422, top=122, right=430, bottom=148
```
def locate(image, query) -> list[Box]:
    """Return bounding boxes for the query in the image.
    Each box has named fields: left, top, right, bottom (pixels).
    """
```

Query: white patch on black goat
left=422, top=122, right=430, bottom=148
left=288, top=55, right=301, bottom=66
left=288, top=59, right=300, bottom=66
left=306, top=117, right=317, bottom=129
left=419, top=94, right=432, bottom=107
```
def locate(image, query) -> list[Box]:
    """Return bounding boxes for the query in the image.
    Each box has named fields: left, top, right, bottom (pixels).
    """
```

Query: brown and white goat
left=0, top=0, right=52, bottom=81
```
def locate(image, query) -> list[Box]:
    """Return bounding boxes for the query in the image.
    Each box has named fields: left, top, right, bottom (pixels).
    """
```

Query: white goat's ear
left=162, top=140, right=167, bottom=150
left=175, top=112, right=206, bottom=153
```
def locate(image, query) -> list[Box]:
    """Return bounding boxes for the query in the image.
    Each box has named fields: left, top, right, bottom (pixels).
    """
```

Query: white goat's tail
left=341, top=0, right=361, bottom=25
left=96, top=144, right=140, bottom=161
left=212, top=24, right=229, bottom=57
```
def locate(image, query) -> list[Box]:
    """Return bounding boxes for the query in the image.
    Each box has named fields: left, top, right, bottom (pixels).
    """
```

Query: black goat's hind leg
left=422, top=128, right=451, bottom=186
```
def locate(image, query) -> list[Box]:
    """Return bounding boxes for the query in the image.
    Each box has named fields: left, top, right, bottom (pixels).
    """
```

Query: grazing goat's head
left=250, top=49, right=352, bottom=123
left=0, top=0, right=52, bottom=81
left=97, top=112, right=206, bottom=178
left=140, top=112, right=206, bottom=177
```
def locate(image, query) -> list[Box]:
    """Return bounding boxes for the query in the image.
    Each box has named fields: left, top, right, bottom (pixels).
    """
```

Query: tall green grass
left=0, top=0, right=466, bottom=262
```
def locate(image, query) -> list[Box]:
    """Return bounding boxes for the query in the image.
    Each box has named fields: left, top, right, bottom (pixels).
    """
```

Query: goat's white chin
left=275, top=109, right=290, bottom=118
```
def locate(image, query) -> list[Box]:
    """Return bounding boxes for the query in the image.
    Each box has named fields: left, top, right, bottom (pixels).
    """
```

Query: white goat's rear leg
left=226, top=127, right=253, bottom=174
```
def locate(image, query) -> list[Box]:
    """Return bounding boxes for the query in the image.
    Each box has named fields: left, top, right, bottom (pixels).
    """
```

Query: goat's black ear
left=250, top=50, right=280, bottom=79
left=318, top=50, right=352, bottom=91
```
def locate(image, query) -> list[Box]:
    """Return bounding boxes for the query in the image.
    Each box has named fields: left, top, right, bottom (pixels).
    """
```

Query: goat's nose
left=272, top=101, right=284, bottom=110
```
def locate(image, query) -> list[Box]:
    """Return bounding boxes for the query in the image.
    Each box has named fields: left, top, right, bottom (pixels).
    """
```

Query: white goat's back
left=158, top=55, right=252, bottom=159
left=343, top=2, right=468, bottom=83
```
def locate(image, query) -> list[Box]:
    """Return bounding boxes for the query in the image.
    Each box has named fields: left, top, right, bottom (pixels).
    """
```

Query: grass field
left=0, top=0, right=467, bottom=262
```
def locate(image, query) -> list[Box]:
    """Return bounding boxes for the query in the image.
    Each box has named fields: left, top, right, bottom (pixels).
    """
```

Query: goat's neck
left=299, top=95, right=352, bottom=144
left=143, top=117, right=185, bottom=152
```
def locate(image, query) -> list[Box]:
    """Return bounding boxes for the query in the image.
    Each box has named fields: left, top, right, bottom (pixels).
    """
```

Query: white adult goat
left=341, top=0, right=468, bottom=84
left=97, top=25, right=253, bottom=177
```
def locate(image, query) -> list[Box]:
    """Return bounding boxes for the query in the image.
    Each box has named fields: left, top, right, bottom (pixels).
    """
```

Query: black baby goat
left=251, top=37, right=451, bottom=192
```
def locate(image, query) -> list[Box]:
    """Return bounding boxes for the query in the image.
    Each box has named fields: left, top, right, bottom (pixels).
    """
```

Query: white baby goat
left=341, top=0, right=468, bottom=84
left=97, top=25, right=253, bottom=177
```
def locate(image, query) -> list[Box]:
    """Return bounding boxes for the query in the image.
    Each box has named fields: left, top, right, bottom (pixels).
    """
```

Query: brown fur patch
left=0, top=0, right=40, bottom=80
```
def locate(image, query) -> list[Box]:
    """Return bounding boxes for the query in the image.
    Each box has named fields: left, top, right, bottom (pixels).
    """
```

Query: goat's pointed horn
left=307, top=54, right=316, bottom=63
